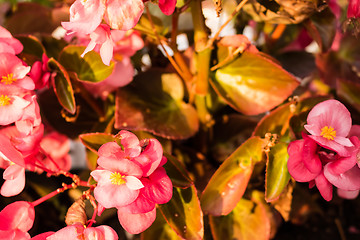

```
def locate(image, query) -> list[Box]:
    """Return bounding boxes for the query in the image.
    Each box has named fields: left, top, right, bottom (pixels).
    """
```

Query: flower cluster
left=0, top=26, right=71, bottom=198
left=61, top=0, right=176, bottom=65
left=287, top=100, right=360, bottom=201
left=90, top=130, right=173, bottom=234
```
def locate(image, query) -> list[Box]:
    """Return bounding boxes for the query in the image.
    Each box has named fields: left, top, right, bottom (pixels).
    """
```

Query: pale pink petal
left=1, top=168, right=25, bottom=197
left=112, top=30, right=144, bottom=57
left=117, top=193, right=155, bottom=214
left=0, top=95, right=30, bottom=126
left=61, top=0, right=105, bottom=35
left=0, top=229, right=30, bottom=240
left=134, top=139, right=164, bottom=177
left=97, top=157, right=142, bottom=177
left=0, top=201, right=34, bottom=232
left=333, top=136, right=354, bottom=147
left=337, top=189, right=359, bottom=199
left=287, top=140, right=318, bottom=182
left=118, top=130, right=141, bottom=157
left=83, top=225, right=118, bottom=240
left=104, top=0, right=144, bottom=30
left=30, top=232, right=54, bottom=240
left=0, top=134, right=24, bottom=166
left=141, top=167, right=173, bottom=204
left=81, top=40, right=97, bottom=58
left=315, top=172, right=333, bottom=201
left=117, top=207, right=156, bottom=234
left=158, top=0, right=177, bottom=15
left=308, top=135, right=351, bottom=157
left=125, top=175, right=144, bottom=190
left=0, top=26, right=23, bottom=54
left=47, top=224, right=84, bottom=240
left=3, top=164, right=24, bottom=180
left=0, top=42, right=15, bottom=54
left=98, top=141, right=126, bottom=159
left=324, top=165, right=360, bottom=190
left=99, top=37, right=114, bottom=66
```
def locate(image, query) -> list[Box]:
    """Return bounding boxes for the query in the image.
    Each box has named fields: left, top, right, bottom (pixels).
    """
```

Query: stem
left=207, top=0, right=249, bottom=47
left=190, top=0, right=210, bottom=95
left=31, top=183, right=76, bottom=207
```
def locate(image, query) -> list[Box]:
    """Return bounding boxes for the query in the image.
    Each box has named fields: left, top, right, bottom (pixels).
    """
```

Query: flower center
left=110, top=172, right=126, bottom=185
left=0, top=95, right=11, bottom=106
left=1, top=73, right=17, bottom=85
left=320, top=126, right=336, bottom=140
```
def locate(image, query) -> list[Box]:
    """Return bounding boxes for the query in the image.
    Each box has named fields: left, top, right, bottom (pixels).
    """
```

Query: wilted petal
left=117, top=207, right=156, bottom=234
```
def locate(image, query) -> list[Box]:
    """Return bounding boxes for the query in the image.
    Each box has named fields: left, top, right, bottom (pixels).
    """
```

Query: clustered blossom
left=90, top=130, right=173, bottom=234
left=287, top=100, right=360, bottom=201
left=0, top=26, right=71, bottom=198
left=61, top=0, right=175, bottom=66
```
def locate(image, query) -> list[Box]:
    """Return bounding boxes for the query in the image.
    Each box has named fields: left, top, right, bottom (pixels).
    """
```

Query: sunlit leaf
left=47, top=58, right=76, bottom=114
left=115, top=69, right=199, bottom=139
left=265, top=142, right=291, bottom=202
left=58, top=45, right=115, bottom=83
left=79, top=133, right=118, bottom=153
left=159, top=186, right=204, bottom=240
left=271, top=181, right=294, bottom=221
left=212, top=51, right=299, bottom=115
left=201, top=137, right=266, bottom=216
left=209, top=191, right=271, bottom=240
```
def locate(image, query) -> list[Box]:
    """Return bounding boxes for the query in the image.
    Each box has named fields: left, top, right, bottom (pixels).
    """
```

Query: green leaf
left=163, top=153, right=193, bottom=189
left=253, top=96, right=329, bottom=140
left=79, top=133, right=118, bottom=153
left=58, top=45, right=115, bottom=83
left=16, top=35, right=44, bottom=65
left=265, top=143, right=291, bottom=202
left=41, top=35, right=67, bottom=59
left=48, top=58, right=76, bottom=114
left=212, top=51, right=299, bottom=115
left=142, top=209, right=183, bottom=240
left=159, top=186, right=204, bottom=240
left=304, top=7, right=336, bottom=52
left=201, top=137, right=266, bottom=216
left=209, top=191, right=271, bottom=240
left=115, top=69, right=199, bottom=139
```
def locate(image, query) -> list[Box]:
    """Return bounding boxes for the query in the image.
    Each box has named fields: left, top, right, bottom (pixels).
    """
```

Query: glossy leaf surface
left=159, top=186, right=204, bottom=240
left=79, top=133, right=118, bottom=153
left=201, top=137, right=266, bottom=216
left=212, top=51, right=299, bottom=115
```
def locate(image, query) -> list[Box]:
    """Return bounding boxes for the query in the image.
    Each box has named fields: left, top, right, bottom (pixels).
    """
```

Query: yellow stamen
left=1, top=73, right=17, bottom=85
left=110, top=172, right=126, bottom=185
left=0, top=95, right=11, bottom=106
left=320, top=126, right=336, bottom=140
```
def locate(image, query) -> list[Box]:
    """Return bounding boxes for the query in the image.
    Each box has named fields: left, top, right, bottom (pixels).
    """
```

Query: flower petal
left=133, top=139, right=163, bottom=177
left=0, top=201, right=34, bottom=232
left=324, top=165, right=360, bottom=191
left=142, top=167, right=173, bottom=204
left=315, top=172, right=333, bottom=201
left=125, top=175, right=144, bottom=190
left=301, top=134, right=322, bottom=174
left=117, top=207, right=156, bottom=234
left=337, top=188, right=359, bottom=199
left=1, top=169, right=26, bottom=197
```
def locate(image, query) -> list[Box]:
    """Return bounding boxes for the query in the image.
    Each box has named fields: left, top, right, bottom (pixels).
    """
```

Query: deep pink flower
left=28, top=54, right=50, bottom=90
left=0, top=201, right=35, bottom=239
left=158, top=0, right=177, bottom=15
left=47, top=223, right=118, bottom=240
left=0, top=26, right=23, bottom=55
left=348, top=0, right=360, bottom=18
left=304, top=99, right=353, bottom=156
left=0, top=53, right=34, bottom=90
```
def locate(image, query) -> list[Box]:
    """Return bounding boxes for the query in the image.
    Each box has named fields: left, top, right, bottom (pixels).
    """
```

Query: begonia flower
left=15, top=95, right=42, bottom=136
left=0, top=26, right=23, bottom=55
left=46, top=223, right=118, bottom=240
left=28, top=54, right=50, bottom=90
left=158, top=0, right=177, bottom=15
left=81, top=24, right=114, bottom=66
left=348, top=0, right=360, bottom=18
left=0, top=53, right=34, bottom=90
left=30, top=232, right=54, bottom=240
left=61, top=0, right=105, bottom=35
left=304, top=99, right=353, bottom=156
left=0, top=201, right=35, bottom=240
left=0, top=86, right=31, bottom=126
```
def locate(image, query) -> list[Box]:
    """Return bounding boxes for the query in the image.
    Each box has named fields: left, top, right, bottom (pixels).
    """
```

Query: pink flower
left=0, top=201, right=35, bottom=240
left=158, top=0, right=177, bottom=15
left=112, top=30, right=144, bottom=57
left=61, top=0, right=106, bottom=35
left=0, top=86, right=31, bottom=126
left=28, top=54, right=50, bottom=90
left=46, top=223, right=118, bottom=240
left=348, top=0, right=360, bottom=18
left=15, top=95, right=42, bottom=136
left=0, top=53, right=34, bottom=90
left=0, top=26, right=23, bottom=55
left=81, top=24, right=114, bottom=66
left=304, top=99, right=353, bottom=156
